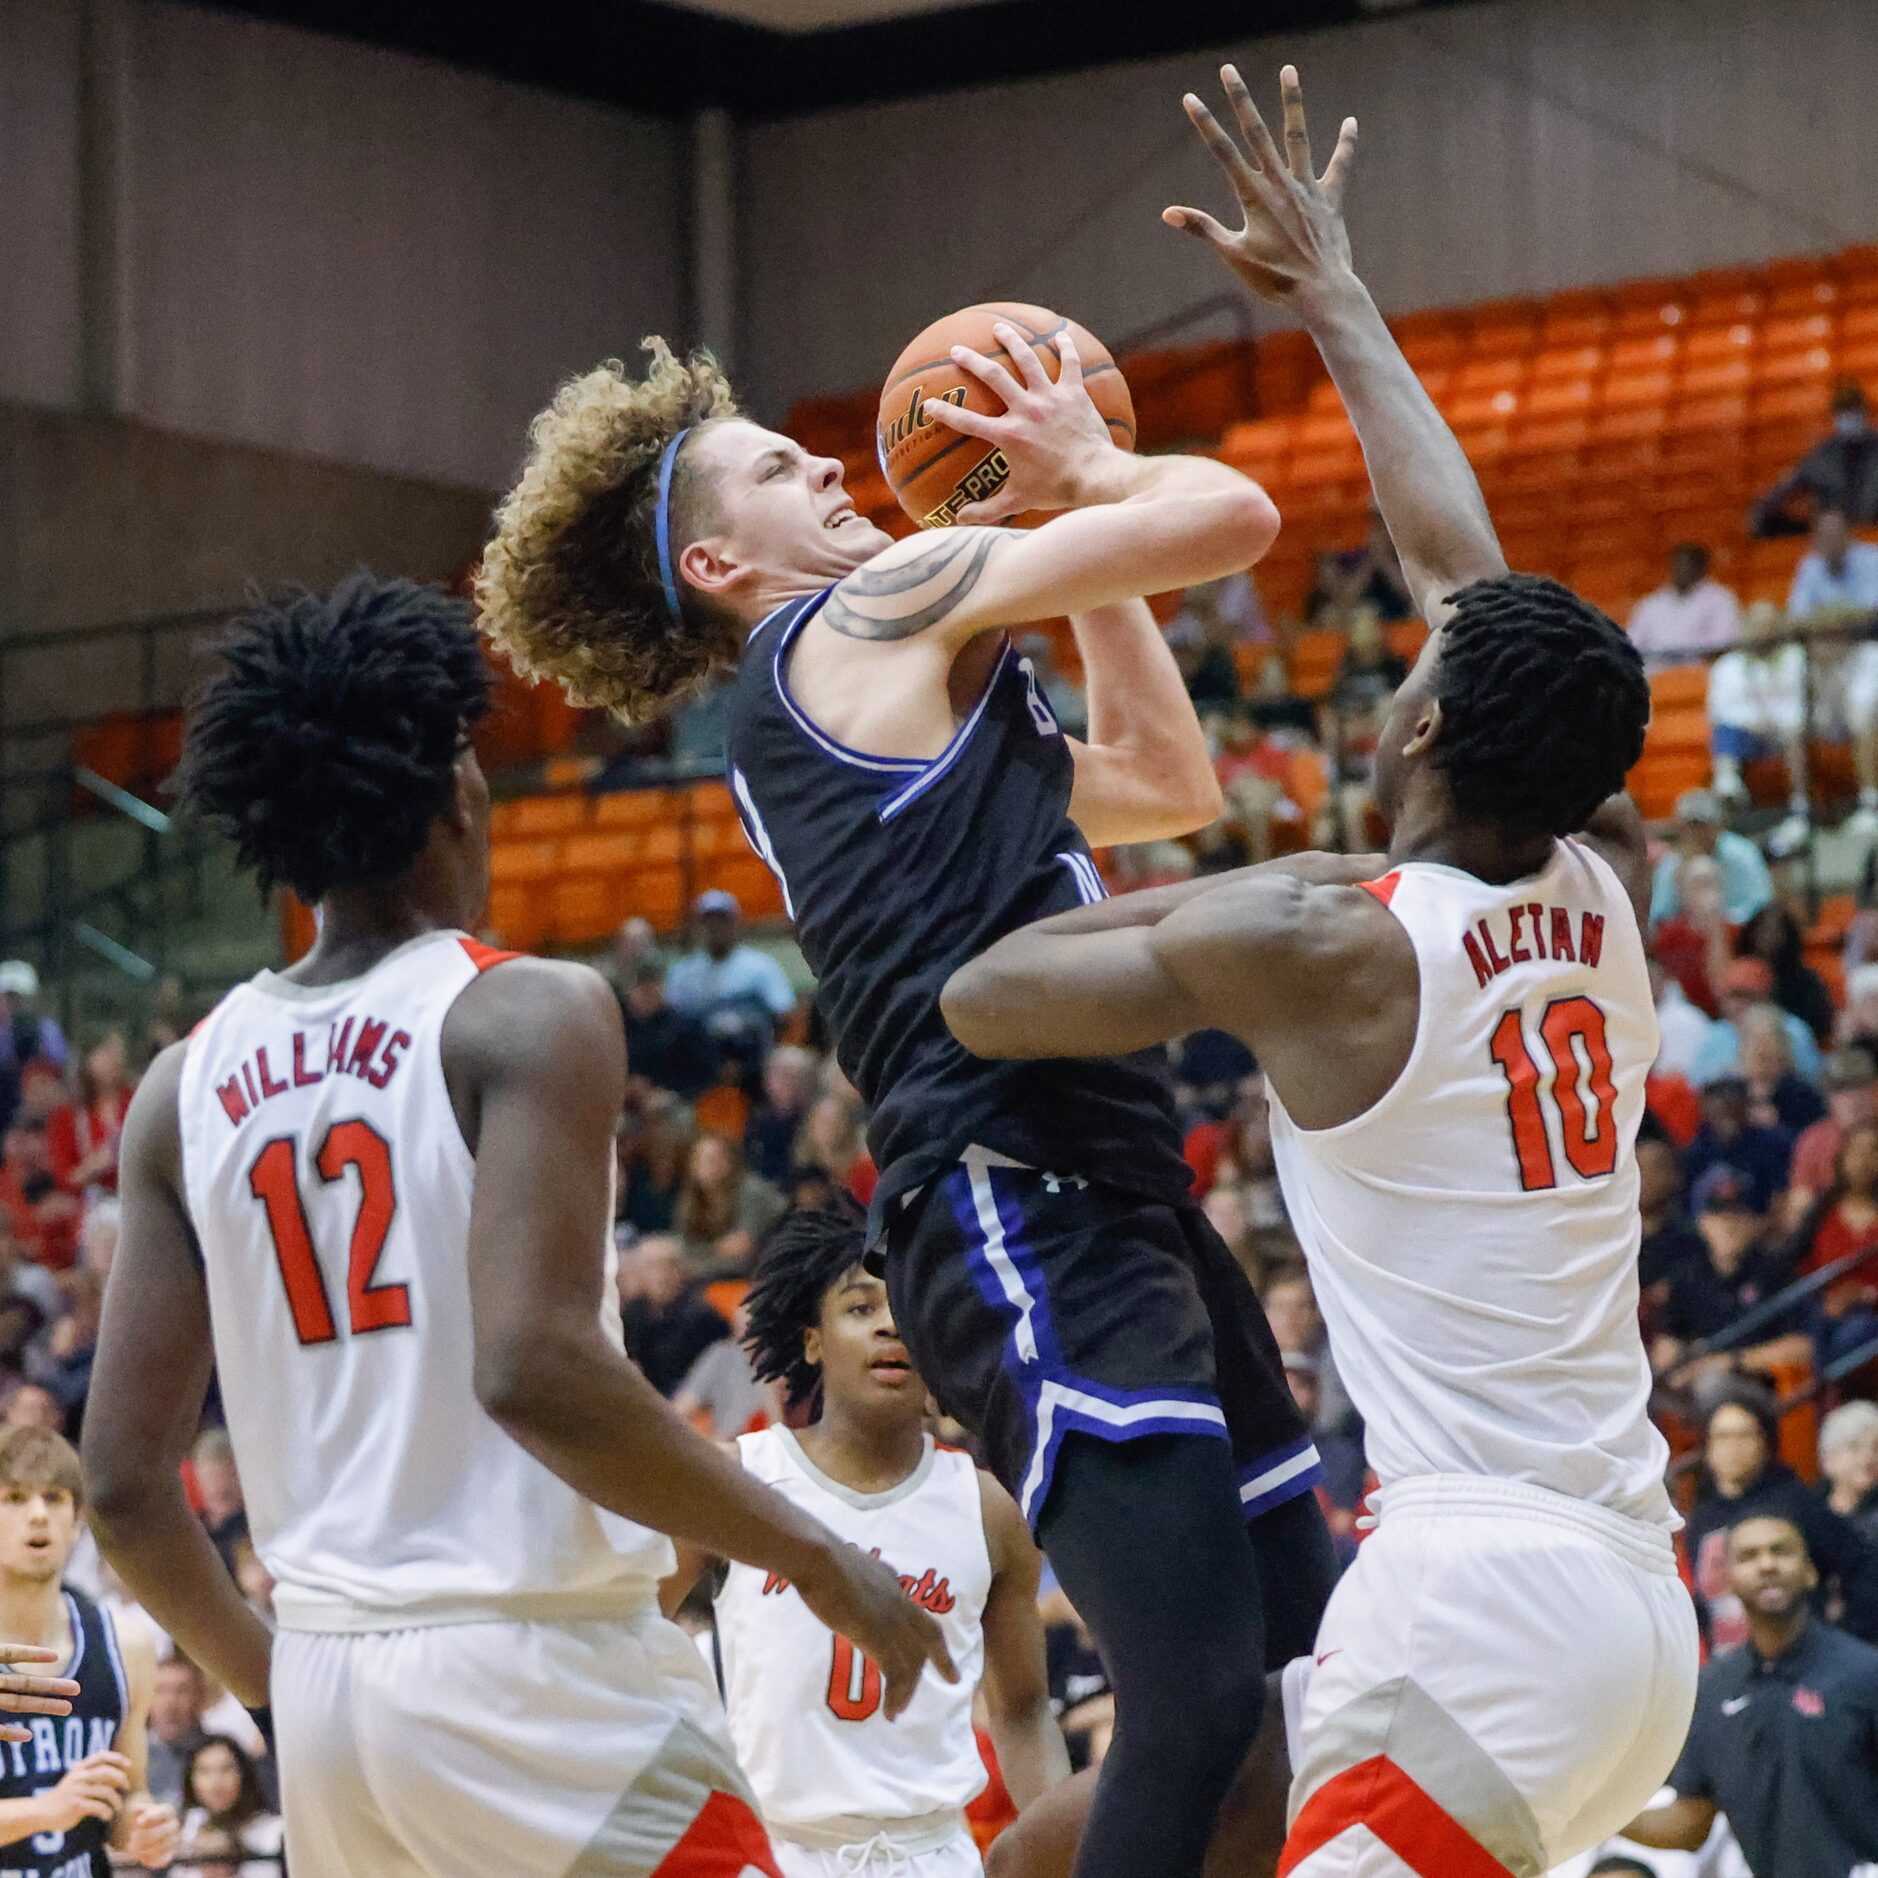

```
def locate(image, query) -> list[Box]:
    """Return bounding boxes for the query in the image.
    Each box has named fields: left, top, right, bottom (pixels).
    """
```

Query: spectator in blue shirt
left=664, top=891, right=797, bottom=1084
left=1788, top=508, right=1878, bottom=622
left=0, top=963, right=69, bottom=1137
left=1693, top=959, right=1825, bottom=1087
left=1650, top=791, right=1774, bottom=929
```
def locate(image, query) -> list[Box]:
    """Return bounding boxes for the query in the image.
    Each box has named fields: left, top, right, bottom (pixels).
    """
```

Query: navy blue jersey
left=0, top=1591, right=126, bottom=1878
left=722, top=588, right=1191, bottom=1235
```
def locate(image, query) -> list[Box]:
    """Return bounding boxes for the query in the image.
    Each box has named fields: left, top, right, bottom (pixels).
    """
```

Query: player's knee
left=1119, top=1636, right=1267, bottom=1774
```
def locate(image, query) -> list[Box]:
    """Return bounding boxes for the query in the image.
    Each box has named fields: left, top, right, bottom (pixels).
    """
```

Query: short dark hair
left=1670, top=541, right=1709, bottom=572
left=176, top=574, right=490, bottom=903
left=1433, top=574, right=1649, bottom=838
left=741, top=1195, right=869, bottom=1412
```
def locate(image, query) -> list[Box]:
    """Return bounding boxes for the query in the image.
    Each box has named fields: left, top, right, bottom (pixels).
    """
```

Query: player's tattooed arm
left=822, top=529, right=1006, bottom=642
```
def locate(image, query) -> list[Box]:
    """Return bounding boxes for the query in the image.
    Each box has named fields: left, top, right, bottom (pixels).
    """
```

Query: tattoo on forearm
left=823, top=530, right=1003, bottom=641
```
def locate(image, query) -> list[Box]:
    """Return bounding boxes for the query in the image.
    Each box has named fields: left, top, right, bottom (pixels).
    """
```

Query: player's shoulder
left=120, top=1038, right=193, bottom=1178
left=440, top=953, right=623, bottom=1093
left=822, top=528, right=1010, bottom=640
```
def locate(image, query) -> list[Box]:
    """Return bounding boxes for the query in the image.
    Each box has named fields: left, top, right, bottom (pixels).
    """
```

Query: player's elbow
left=940, top=962, right=1022, bottom=1060
left=472, top=1321, right=567, bottom=1432
left=1228, top=482, right=1283, bottom=563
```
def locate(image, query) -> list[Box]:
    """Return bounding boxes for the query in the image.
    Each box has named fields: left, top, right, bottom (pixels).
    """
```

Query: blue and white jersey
left=722, top=588, right=1191, bottom=1238
left=0, top=1591, right=126, bottom=1878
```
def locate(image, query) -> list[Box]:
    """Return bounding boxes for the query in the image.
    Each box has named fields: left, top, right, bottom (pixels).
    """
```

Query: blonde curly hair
left=477, top=339, right=743, bottom=722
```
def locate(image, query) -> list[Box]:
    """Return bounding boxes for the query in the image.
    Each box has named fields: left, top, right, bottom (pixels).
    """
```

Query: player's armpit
left=941, top=926, right=1208, bottom=1061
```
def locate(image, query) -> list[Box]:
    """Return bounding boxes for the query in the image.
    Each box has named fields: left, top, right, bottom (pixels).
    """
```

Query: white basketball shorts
left=273, top=1608, right=780, bottom=1878
left=1278, top=1477, right=1699, bottom=1877
left=771, top=1820, right=982, bottom=1878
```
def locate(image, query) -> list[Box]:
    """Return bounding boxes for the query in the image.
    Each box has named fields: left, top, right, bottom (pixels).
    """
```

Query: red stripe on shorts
left=650, top=1789, right=781, bottom=1878
left=1278, top=1755, right=1511, bottom=1878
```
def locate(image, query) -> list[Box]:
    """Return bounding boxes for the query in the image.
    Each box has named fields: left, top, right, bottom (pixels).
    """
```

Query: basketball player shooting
left=944, top=68, right=1700, bottom=1878
left=482, top=269, right=1337, bottom=1878
left=667, top=1201, right=1069, bottom=1878
left=80, top=577, right=952, bottom=1878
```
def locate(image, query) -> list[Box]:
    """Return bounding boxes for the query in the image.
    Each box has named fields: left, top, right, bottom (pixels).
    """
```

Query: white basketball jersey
left=177, top=930, right=673, bottom=1632
left=715, top=1428, right=991, bottom=1831
left=1267, top=840, right=1675, bottom=1528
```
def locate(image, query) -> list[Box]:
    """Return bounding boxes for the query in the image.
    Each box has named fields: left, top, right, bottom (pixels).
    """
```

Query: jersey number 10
left=247, top=1122, right=412, bottom=1344
left=1488, top=998, right=1617, bottom=1192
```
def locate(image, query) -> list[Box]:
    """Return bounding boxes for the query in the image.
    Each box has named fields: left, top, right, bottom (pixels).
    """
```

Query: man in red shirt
left=1790, top=1046, right=1878, bottom=1211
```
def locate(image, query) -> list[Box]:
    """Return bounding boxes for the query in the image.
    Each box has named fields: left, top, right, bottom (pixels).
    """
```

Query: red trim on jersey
left=1279, top=1757, right=1511, bottom=1878
left=458, top=937, right=522, bottom=973
left=1360, top=872, right=1402, bottom=908
left=650, top=1790, right=781, bottom=1878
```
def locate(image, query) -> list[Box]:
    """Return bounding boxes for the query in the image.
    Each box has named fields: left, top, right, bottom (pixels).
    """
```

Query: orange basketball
left=877, top=302, right=1135, bottom=529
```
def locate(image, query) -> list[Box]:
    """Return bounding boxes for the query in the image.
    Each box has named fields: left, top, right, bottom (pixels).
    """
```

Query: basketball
left=876, top=302, right=1135, bottom=529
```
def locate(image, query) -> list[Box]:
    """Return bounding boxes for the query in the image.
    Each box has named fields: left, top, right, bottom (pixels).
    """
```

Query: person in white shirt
left=1653, top=956, right=1720, bottom=1085
left=1795, top=510, right=1878, bottom=831
left=1628, top=545, right=1743, bottom=670
left=1705, top=602, right=1809, bottom=833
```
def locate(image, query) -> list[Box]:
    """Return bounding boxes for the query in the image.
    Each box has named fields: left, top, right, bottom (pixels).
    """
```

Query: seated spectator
left=1304, top=508, right=1413, bottom=627
left=1166, top=614, right=1239, bottom=708
left=0, top=962, right=69, bottom=1137
left=1014, top=633, right=1087, bottom=736
left=1705, top=600, right=1808, bottom=825
left=1736, top=1006, right=1827, bottom=1136
left=1637, top=1135, right=1705, bottom=1304
left=1650, top=854, right=1730, bottom=1018
left=1790, top=505, right=1878, bottom=621
left=1750, top=378, right=1878, bottom=536
left=1819, top=1399, right=1878, bottom=1544
left=791, top=1093, right=876, bottom=1206
left=1649, top=790, right=1773, bottom=929
left=1735, top=901, right=1836, bottom=1046
left=617, top=1233, right=728, bottom=1396
left=1652, top=955, right=1719, bottom=1084
left=1262, top=1264, right=1358, bottom=1441
left=145, top=1655, right=210, bottom=1809
left=1790, top=1045, right=1878, bottom=1212
left=618, top=959, right=719, bottom=1102
left=674, top=1133, right=786, bottom=1276
left=610, top=915, right=661, bottom=987
left=1626, top=543, right=1743, bottom=668
left=1681, top=1385, right=1878, bottom=1652
left=0, top=1119, right=79, bottom=1269
left=1788, top=1117, right=1878, bottom=1366
left=35, top=1266, right=101, bottom=1431
left=1654, top=1170, right=1810, bottom=1393
left=178, top=1736, right=283, bottom=1878
left=664, top=891, right=797, bottom=1081
left=1844, top=963, right=1878, bottom=1059
left=1241, top=656, right=1317, bottom=738
left=743, top=1044, right=819, bottom=1187
left=1282, top=1350, right=1364, bottom=1553
left=616, top=1091, right=693, bottom=1236
left=1693, top=962, right=1824, bottom=1087
left=1684, top=1075, right=1794, bottom=1213
left=192, top=1427, right=249, bottom=1577
left=46, top=1031, right=131, bottom=1195
left=1171, top=1029, right=1256, bottom=1133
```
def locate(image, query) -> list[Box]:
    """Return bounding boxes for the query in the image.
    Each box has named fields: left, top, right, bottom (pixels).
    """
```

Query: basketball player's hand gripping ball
left=1164, top=63, right=1359, bottom=307
left=920, top=322, right=1122, bottom=525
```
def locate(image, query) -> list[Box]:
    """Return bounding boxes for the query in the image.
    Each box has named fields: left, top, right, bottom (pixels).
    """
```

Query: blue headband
left=655, top=426, right=693, bottom=622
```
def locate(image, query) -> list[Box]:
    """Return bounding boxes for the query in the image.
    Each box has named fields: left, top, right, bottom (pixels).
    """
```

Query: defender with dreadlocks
left=946, top=68, right=1699, bottom=1878
left=674, top=1202, right=1066, bottom=1878
left=81, top=575, right=951, bottom=1878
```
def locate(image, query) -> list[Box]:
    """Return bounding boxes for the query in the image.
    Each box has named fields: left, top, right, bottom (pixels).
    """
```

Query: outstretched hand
left=1164, top=64, right=1358, bottom=305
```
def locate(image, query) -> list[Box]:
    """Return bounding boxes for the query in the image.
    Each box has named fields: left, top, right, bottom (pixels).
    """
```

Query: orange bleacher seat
left=552, top=875, right=625, bottom=945
left=1386, top=621, right=1428, bottom=664
left=1681, top=323, right=1754, bottom=366
left=488, top=839, right=558, bottom=885
left=506, top=794, right=587, bottom=838
left=1663, top=393, right=1749, bottom=435
left=699, top=855, right=786, bottom=920
left=688, top=779, right=737, bottom=822
left=559, top=831, right=644, bottom=876
left=1843, top=304, right=1878, bottom=343
left=1613, top=298, right=1687, bottom=338
left=1293, top=410, right=1360, bottom=452
left=1758, top=344, right=1836, bottom=386
left=1538, top=308, right=1613, bottom=347
left=1579, top=434, right=1662, bottom=482
left=1629, top=751, right=1711, bottom=820
left=1607, top=335, right=1680, bottom=373
left=1524, top=380, right=1594, bottom=420
left=620, top=864, right=687, bottom=931
left=694, top=816, right=753, bottom=858
left=485, top=883, right=552, bottom=950
left=1840, top=341, right=1878, bottom=381
left=1288, top=629, right=1347, bottom=700
left=1650, top=666, right=1710, bottom=711
left=542, top=756, right=598, bottom=791
left=1285, top=448, right=1365, bottom=489
left=1646, top=703, right=1713, bottom=755
left=1763, top=313, right=1837, bottom=353
left=1531, top=344, right=1605, bottom=382
left=1445, top=389, right=1521, bottom=430
left=594, top=788, right=676, bottom=828
left=1568, top=557, right=1657, bottom=618
left=1601, top=368, right=1676, bottom=409
left=1678, top=357, right=1752, bottom=398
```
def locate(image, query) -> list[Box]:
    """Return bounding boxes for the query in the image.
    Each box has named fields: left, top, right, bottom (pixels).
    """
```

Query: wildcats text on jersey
left=762, top=1552, right=956, bottom=1615
left=212, top=1015, right=412, bottom=1128
left=1463, top=903, right=1605, bottom=988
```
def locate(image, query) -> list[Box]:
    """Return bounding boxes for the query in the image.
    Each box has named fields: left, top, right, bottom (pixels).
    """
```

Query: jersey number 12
left=1489, top=998, right=1617, bottom=1191
left=247, top=1122, right=412, bottom=1344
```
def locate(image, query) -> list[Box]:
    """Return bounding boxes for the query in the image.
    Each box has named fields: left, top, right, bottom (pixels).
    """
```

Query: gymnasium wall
left=743, top=0, right=1878, bottom=413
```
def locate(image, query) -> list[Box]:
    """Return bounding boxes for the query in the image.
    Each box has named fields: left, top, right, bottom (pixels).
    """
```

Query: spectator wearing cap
left=1683, top=1079, right=1794, bottom=1217
left=1653, top=1170, right=1809, bottom=1393
left=1624, top=1515, right=1878, bottom=1877
left=1750, top=378, right=1878, bottom=537
left=1650, top=792, right=1774, bottom=931
left=0, top=962, right=69, bottom=1137
left=1704, top=600, right=1810, bottom=828
left=1819, top=1400, right=1878, bottom=1547
left=1693, top=961, right=1825, bottom=1087
left=664, top=891, right=797, bottom=1083
left=1791, top=1046, right=1878, bottom=1211
left=1627, top=544, right=1744, bottom=669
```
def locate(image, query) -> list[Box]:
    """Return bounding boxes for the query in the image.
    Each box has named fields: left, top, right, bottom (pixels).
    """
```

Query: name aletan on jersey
left=1463, top=902, right=1606, bottom=989
left=212, top=1015, right=413, bottom=1128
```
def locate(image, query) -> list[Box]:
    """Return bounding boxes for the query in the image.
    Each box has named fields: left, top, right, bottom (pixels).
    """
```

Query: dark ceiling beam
left=198, top=0, right=1482, bottom=120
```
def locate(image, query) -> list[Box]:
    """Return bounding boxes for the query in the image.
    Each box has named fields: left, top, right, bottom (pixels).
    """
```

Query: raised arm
left=446, top=959, right=954, bottom=1718
left=1164, top=65, right=1504, bottom=628
left=84, top=1043, right=277, bottom=1709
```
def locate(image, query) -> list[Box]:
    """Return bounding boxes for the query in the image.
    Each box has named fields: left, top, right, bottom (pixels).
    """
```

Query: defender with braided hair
left=947, top=65, right=1697, bottom=1878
